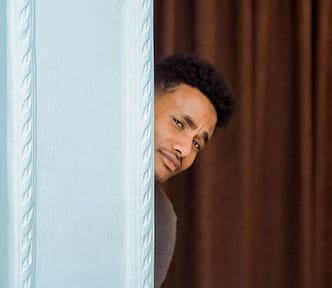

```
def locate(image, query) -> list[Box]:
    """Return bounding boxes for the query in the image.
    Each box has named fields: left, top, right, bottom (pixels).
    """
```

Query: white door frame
left=0, top=0, right=154, bottom=287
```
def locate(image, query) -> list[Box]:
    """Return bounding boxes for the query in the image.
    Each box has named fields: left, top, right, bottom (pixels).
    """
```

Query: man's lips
left=158, top=150, right=181, bottom=172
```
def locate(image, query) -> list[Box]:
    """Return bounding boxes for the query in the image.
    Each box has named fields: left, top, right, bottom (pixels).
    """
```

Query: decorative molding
left=16, top=0, right=36, bottom=287
left=7, top=0, right=154, bottom=286
left=139, top=0, right=154, bottom=287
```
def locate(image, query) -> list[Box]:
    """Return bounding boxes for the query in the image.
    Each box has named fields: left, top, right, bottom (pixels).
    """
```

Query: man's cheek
left=182, top=159, right=194, bottom=172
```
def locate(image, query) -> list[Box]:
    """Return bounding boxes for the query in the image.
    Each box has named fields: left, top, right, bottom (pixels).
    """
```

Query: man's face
left=154, top=83, right=217, bottom=183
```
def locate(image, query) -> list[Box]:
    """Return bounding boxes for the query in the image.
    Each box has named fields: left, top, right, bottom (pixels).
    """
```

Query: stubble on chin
left=154, top=168, right=163, bottom=184
left=154, top=168, right=169, bottom=184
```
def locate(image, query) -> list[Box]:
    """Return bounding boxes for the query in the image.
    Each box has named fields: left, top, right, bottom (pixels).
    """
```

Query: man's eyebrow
left=182, top=114, right=209, bottom=144
left=182, top=114, right=197, bottom=129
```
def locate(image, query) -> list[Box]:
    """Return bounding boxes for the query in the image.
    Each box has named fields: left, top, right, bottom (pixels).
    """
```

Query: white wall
left=0, top=0, right=154, bottom=287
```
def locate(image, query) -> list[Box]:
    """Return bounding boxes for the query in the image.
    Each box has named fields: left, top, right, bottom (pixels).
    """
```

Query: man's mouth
left=158, top=150, right=181, bottom=172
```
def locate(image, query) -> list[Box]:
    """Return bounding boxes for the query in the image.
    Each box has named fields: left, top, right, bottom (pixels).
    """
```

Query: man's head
left=154, top=53, right=234, bottom=183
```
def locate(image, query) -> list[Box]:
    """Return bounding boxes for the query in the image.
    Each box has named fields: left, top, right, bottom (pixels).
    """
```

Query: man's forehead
left=156, top=83, right=216, bottom=123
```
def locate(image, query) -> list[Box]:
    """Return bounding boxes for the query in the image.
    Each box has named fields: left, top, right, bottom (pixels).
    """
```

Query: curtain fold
left=154, top=1, right=332, bottom=287
left=314, top=1, right=332, bottom=287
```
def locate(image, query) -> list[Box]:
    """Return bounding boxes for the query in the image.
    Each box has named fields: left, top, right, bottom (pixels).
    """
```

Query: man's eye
left=193, top=140, right=201, bottom=150
left=174, top=118, right=184, bottom=128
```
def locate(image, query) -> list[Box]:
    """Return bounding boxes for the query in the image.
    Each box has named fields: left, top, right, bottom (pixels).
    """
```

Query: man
left=154, top=53, right=234, bottom=287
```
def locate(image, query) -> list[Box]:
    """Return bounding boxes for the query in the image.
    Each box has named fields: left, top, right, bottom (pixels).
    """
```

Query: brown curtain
left=154, top=1, right=332, bottom=288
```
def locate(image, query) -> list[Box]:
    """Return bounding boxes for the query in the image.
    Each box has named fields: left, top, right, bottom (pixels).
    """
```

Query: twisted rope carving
left=140, top=0, right=153, bottom=287
left=17, top=0, right=35, bottom=287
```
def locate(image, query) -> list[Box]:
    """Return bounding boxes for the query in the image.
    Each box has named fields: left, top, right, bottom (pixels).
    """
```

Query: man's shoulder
left=155, top=185, right=177, bottom=226
left=154, top=184, right=177, bottom=287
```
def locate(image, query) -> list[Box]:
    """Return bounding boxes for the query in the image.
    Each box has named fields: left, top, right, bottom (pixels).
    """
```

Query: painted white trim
left=2, top=0, right=154, bottom=287
left=124, top=1, right=154, bottom=287
left=6, top=0, right=36, bottom=287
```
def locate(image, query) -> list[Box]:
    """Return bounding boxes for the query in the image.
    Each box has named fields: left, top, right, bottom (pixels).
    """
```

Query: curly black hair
left=155, top=53, right=235, bottom=127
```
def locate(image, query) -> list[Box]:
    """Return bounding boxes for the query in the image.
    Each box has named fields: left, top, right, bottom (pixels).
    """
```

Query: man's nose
left=173, top=136, right=192, bottom=158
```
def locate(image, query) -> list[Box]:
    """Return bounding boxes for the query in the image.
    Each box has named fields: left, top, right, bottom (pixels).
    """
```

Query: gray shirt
left=155, top=185, right=177, bottom=288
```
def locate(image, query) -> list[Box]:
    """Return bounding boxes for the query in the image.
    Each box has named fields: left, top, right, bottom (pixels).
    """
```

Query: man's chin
left=155, top=170, right=171, bottom=184
left=155, top=174, right=167, bottom=184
